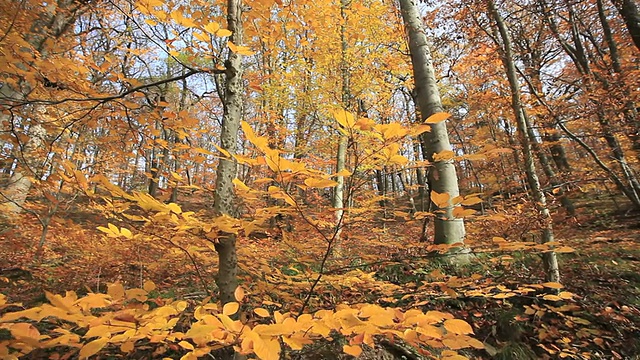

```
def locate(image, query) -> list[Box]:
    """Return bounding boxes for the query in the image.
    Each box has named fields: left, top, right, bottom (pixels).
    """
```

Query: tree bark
left=214, top=0, right=243, bottom=305
left=488, top=0, right=560, bottom=282
left=398, top=0, right=465, bottom=245
left=611, top=0, right=640, bottom=51
left=332, top=0, right=351, bottom=245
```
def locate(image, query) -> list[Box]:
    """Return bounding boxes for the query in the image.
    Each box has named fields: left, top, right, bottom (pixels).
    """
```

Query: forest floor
left=1, top=191, right=639, bottom=359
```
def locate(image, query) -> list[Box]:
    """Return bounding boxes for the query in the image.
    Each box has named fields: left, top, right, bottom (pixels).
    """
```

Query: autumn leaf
left=304, top=177, right=339, bottom=188
left=143, top=280, right=156, bottom=292
left=425, top=112, right=451, bottom=124
left=254, top=308, right=270, bottom=317
left=79, top=337, right=109, bottom=359
left=234, top=287, right=245, bottom=302
left=542, top=282, right=564, bottom=289
left=223, top=302, right=239, bottom=316
left=333, top=109, right=356, bottom=129
left=203, top=22, right=220, bottom=34
left=444, top=319, right=474, bottom=335
left=431, top=191, right=450, bottom=208
left=343, top=344, right=363, bottom=357
left=108, top=282, right=125, bottom=300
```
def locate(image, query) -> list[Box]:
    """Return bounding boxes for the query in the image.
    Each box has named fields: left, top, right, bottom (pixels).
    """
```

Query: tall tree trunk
left=333, top=0, right=351, bottom=245
left=214, top=0, right=243, bottom=305
left=398, top=0, right=465, bottom=245
left=488, top=0, right=560, bottom=282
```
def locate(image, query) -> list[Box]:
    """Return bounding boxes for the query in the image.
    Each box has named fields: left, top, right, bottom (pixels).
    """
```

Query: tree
left=213, top=0, right=244, bottom=306
left=398, top=0, right=466, bottom=245
left=487, top=0, right=559, bottom=282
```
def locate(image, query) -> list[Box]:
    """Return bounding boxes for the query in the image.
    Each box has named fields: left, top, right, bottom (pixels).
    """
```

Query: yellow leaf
left=416, top=324, right=442, bottom=339
left=254, top=336, right=281, bottom=360
left=203, top=22, right=220, bottom=34
left=143, top=280, right=156, bottom=292
left=234, top=287, right=245, bottom=302
left=79, top=337, right=109, bottom=359
left=10, top=323, right=41, bottom=341
left=218, top=29, right=232, bottom=37
left=304, top=177, right=338, bottom=188
left=332, top=109, right=356, bottom=129
left=179, top=340, right=195, bottom=350
left=410, top=124, right=432, bottom=136
left=425, top=112, right=451, bottom=124
left=167, top=202, right=182, bottom=214
left=213, top=144, right=231, bottom=158
left=343, top=344, right=362, bottom=357
left=125, top=288, right=148, bottom=302
left=543, top=294, right=562, bottom=301
left=431, top=191, right=450, bottom=208
left=542, top=282, right=564, bottom=289
left=176, top=301, right=188, bottom=312
left=223, top=302, right=239, bottom=316
left=254, top=308, right=270, bottom=318
left=335, top=169, right=352, bottom=177
left=443, top=319, right=474, bottom=335
left=558, top=291, right=573, bottom=300
left=108, top=282, right=125, bottom=300
left=120, top=227, right=133, bottom=239
left=120, top=341, right=135, bottom=353
left=233, top=178, right=251, bottom=191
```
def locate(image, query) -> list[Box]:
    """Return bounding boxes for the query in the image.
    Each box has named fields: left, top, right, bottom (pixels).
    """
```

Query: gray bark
left=398, top=0, right=465, bottom=245
left=488, top=0, right=560, bottom=282
left=332, top=0, right=351, bottom=244
left=214, top=0, right=243, bottom=305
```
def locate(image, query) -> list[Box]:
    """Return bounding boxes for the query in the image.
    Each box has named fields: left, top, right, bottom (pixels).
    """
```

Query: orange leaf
left=542, top=282, right=564, bottom=289
left=223, top=302, right=239, bottom=316
left=254, top=308, right=270, bottom=318
left=343, top=344, right=362, bottom=357
left=431, top=191, right=450, bottom=208
left=443, top=319, right=474, bottom=335
left=425, top=112, right=451, bottom=124
left=79, top=337, right=109, bottom=359
left=234, top=287, right=245, bottom=302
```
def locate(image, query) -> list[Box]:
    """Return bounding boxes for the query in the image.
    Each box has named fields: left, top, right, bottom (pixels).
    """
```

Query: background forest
left=0, top=0, right=639, bottom=359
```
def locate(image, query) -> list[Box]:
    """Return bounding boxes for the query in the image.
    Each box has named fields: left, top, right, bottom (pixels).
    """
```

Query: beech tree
left=398, top=0, right=466, bottom=245
left=213, top=0, right=244, bottom=306
left=487, top=0, right=560, bottom=282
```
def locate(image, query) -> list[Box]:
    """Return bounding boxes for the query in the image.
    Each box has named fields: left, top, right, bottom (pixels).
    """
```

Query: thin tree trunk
left=398, top=0, right=465, bottom=245
left=488, top=0, right=559, bottom=282
left=214, top=0, right=243, bottom=306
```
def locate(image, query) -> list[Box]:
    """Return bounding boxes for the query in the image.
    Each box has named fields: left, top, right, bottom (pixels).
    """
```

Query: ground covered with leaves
left=1, top=193, right=639, bottom=359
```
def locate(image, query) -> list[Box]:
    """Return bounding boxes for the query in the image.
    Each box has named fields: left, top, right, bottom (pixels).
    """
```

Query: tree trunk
left=332, top=0, right=351, bottom=245
left=611, top=0, right=640, bottom=51
left=398, top=0, right=465, bottom=245
left=488, top=0, right=560, bottom=282
left=214, top=0, right=243, bottom=306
